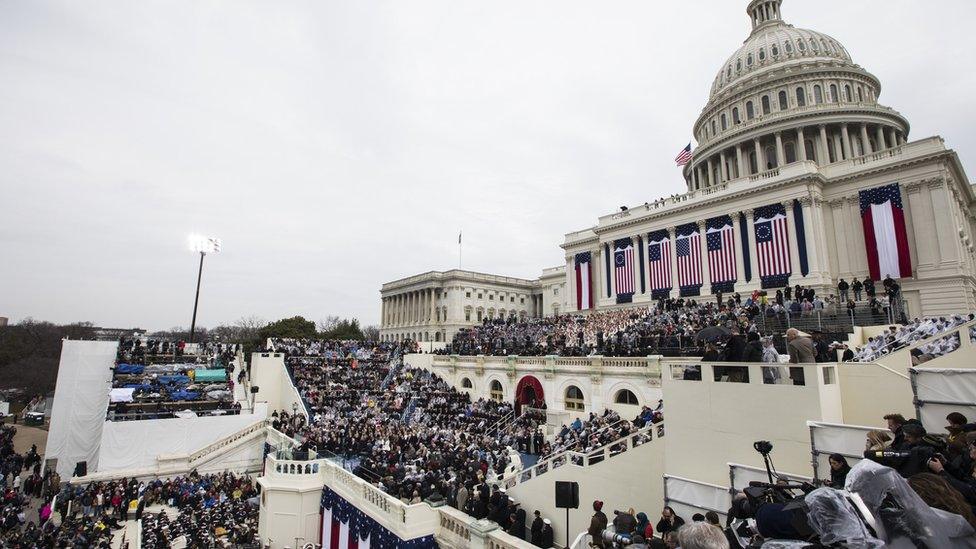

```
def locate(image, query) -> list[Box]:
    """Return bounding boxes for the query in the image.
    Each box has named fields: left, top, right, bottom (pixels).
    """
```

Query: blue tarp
left=169, top=390, right=199, bottom=401
left=116, top=364, right=145, bottom=374
left=158, top=375, right=191, bottom=386
left=122, top=383, right=154, bottom=392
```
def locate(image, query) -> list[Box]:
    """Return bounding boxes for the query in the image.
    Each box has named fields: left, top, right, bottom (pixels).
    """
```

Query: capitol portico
left=382, top=0, right=976, bottom=326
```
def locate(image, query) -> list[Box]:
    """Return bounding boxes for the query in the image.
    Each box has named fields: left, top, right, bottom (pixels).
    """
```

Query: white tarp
left=808, top=421, right=889, bottom=481
left=728, top=463, right=811, bottom=491
left=97, top=402, right=267, bottom=472
left=663, top=475, right=730, bottom=520
left=108, top=388, right=134, bottom=403
left=911, top=367, right=976, bottom=431
left=45, top=340, right=118, bottom=479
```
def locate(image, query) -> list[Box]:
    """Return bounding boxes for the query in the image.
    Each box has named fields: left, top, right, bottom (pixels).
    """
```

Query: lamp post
left=188, top=234, right=221, bottom=343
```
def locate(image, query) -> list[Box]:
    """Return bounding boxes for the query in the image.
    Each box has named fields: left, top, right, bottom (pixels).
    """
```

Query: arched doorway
left=514, top=375, right=545, bottom=414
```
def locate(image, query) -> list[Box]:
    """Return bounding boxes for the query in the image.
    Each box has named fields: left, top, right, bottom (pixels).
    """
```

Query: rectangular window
left=822, top=366, right=836, bottom=385
left=520, top=298, right=525, bottom=304
left=713, top=366, right=750, bottom=383
left=476, top=311, right=482, bottom=321
left=554, top=288, right=559, bottom=296
left=488, top=294, right=494, bottom=301
left=465, top=311, right=471, bottom=321
left=671, top=364, right=701, bottom=381
left=477, top=293, right=482, bottom=299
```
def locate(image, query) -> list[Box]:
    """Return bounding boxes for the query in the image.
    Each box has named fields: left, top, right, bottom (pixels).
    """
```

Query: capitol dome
left=682, top=0, right=910, bottom=193
left=710, top=22, right=853, bottom=100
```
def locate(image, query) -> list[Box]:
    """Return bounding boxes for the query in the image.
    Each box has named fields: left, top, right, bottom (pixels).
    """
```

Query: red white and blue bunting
left=320, top=487, right=438, bottom=549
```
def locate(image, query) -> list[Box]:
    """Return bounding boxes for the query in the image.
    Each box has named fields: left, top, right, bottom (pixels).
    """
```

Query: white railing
left=188, top=418, right=269, bottom=465
left=499, top=422, right=664, bottom=491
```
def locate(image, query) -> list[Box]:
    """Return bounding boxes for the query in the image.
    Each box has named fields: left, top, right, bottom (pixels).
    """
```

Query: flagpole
left=458, top=230, right=462, bottom=270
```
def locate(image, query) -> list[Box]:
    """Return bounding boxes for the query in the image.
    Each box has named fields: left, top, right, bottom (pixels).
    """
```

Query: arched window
left=796, top=87, right=806, bottom=107
left=844, top=85, right=852, bottom=102
left=814, top=85, right=823, bottom=104
left=747, top=53, right=754, bottom=66
left=761, top=95, right=771, bottom=115
left=810, top=38, right=819, bottom=52
left=727, top=66, right=732, bottom=79
left=784, top=142, right=796, bottom=164
left=732, top=107, right=740, bottom=124
left=805, top=139, right=816, bottom=162
left=720, top=113, right=727, bottom=131
left=461, top=378, right=473, bottom=389
left=829, top=84, right=838, bottom=102
left=857, top=87, right=864, bottom=102
left=490, top=380, right=504, bottom=402
left=565, top=386, right=585, bottom=411
left=736, top=59, right=742, bottom=72
left=711, top=120, right=716, bottom=135
left=785, top=41, right=794, bottom=54
left=758, top=48, right=766, bottom=62
left=797, top=39, right=806, bottom=52
left=764, top=146, right=778, bottom=169
left=771, top=44, right=779, bottom=57
left=778, top=90, right=788, bottom=110
left=615, top=389, right=639, bottom=406
left=746, top=101, right=755, bottom=120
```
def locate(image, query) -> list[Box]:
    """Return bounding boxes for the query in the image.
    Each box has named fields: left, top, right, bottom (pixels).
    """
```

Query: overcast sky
left=2, top=0, right=974, bottom=330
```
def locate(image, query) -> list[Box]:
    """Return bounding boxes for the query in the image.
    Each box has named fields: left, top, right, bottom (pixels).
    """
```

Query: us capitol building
left=380, top=0, right=976, bottom=343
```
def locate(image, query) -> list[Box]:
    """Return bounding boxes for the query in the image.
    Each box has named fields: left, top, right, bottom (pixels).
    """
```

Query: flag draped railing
left=675, top=223, right=703, bottom=296
left=706, top=215, right=736, bottom=294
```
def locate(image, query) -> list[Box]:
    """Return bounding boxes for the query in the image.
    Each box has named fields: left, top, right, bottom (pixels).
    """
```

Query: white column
left=797, top=127, right=807, bottom=161
left=888, top=128, right=899, bottom=150
left=668, top=227, right=680, bottom=298
left=775, top=132, right=785, bottom=167
left=744, top=209, right=759, bottom=284
left=731, top=212, right=746, bottom=287
left=830, top=200, right=851, bottom=278
left=706, top=158, right=714, bottom=187
left=754, top=138, right=764, bottom=173
left=719, top=151, right=728, bottom=183
left=566, top=257, right=576, bottom=311
left=783, top=200, right=802, bottom=281
left=860, top=124, right=873, bottom=155
left=876, top=125, right=887, bottom=151
left=735, top=144, right=744, bottom=180
left=905, top=182, right=935, bottom=269
left=818, top=125, right=829, bottom=164
left=800, top=196, right=829, bottom=284
left=929, top=179, right=962, bottom=265
left=697, top=220, right=712, bottom=292
left=845, top=196, right=867, bottom=275
left=608, top=242, right=617, bottom=297
left=632, top=236, right=642, bottom=294
left=841, top=124, right=853, bottom=160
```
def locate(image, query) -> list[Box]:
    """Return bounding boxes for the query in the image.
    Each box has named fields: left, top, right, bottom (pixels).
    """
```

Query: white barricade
left=663, top=475, right=730, bottom=521
left=807, top=421, right=890, bottom=481
left=910, top=367, right=976, bottom=431
left=728, top=463, right=811, bottom=492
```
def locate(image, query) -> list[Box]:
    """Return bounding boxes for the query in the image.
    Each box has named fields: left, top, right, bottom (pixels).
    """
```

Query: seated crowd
left=108, top=337, right=241, bottom=421
left=848, top=314, right=973, bottom=363
left=441, top=298, right=763, bottom=357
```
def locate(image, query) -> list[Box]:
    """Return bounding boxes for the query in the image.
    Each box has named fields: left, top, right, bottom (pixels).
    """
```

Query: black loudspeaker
left=555, top=481, right=579, bottom=509
left=73, top=461, right=88, bottom=478
left=250, top=386, right=260, bottom=394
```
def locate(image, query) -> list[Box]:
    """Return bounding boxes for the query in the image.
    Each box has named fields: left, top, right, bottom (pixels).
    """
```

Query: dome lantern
left=748, top=0, right=784, bottom=31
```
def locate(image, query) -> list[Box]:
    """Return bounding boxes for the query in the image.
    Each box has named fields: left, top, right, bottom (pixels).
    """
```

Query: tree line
left=0, top=315, right=379, bottom=399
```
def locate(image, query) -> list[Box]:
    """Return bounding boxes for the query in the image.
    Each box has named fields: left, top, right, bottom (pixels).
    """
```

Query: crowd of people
left=848, top=314, right=974, bottom=363
left=109, top=337, right=241, bottom=421
left=139, top=471, right=259, bottom=548
left=282, top=344, right=523, bottom=506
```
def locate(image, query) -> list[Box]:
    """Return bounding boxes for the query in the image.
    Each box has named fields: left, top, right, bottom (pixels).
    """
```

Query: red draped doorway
left=515, top=375, right=544, bottom=414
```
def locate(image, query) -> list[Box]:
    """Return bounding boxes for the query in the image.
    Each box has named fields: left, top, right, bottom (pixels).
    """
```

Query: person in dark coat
left=827, top=453, right=851, bottom=487
left=656, top=506, right=685, bottom=537
left=742, top=332, right=764, bottom=362
left=539, top=519, right=554, bottom=548
left=588, top=500, right=609, bottom=547
left=723, top=330, right=746, bottom=362
left=508, top=507, right=526, bottom=540
left=530, top=510, right=544, bottom=546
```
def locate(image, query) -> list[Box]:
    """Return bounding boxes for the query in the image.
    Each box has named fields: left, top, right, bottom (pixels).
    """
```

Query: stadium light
left=187, top=234, right=222, bottom=343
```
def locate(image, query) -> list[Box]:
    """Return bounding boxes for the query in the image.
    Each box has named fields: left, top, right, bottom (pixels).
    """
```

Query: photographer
left=864, top=422, right=936, bottom=477
left=655, top=506, right=684, bottom=537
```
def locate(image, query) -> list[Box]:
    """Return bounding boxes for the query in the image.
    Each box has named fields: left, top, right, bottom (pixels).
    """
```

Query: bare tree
left=362, top=325, right=380, bottom=341
left=317, top=315, right=340, bottom=334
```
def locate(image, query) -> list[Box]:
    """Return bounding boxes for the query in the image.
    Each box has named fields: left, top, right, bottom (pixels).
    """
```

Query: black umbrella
left=696, top=325, right=732, bottom=343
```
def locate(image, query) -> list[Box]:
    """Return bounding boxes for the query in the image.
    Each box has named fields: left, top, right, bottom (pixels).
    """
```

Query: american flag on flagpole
left=675, top=143, right=692, bottom=166
left=706, top=219, right=737, bottom=284
left=614, top=239, right=635, bottom=296
left=755, top=205, right=792, bottom=286
left=648, top=234, right=672, bottom=291
left=676, top=231, right=702, bottom=288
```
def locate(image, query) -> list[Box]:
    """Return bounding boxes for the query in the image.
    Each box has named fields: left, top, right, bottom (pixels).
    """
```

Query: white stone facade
left=561, top=0, right=976, bottom=318
left=379, top=269, right=565, bottom=342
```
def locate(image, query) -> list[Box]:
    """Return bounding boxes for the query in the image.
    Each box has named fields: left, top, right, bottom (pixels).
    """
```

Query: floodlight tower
left=188, top=234, right=222, bottom=343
